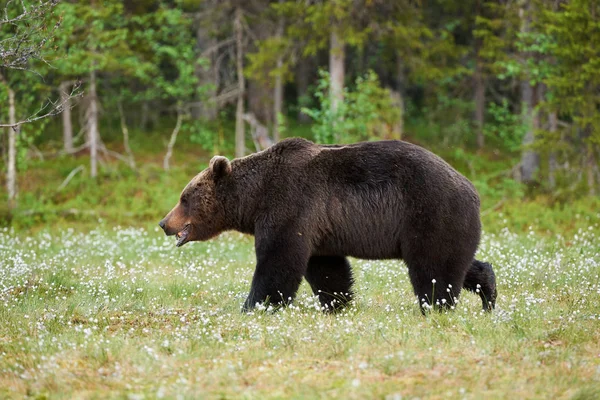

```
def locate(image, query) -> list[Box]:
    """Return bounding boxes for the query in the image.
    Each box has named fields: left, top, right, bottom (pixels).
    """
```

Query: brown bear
left=159, top=138, right=497, bottom=313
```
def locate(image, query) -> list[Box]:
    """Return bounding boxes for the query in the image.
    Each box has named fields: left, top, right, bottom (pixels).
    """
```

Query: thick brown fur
left=160, top=138, right=497, bottom=313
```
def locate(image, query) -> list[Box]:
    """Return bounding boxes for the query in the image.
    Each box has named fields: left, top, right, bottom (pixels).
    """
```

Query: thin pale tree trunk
left=587, top=147, right=596, bottom=196
left=243, top=113, right=274, bottom=151
left=272, top=0, right=284, bottom=142
left=60, top=81, right=74, bottom=152
left=548, top=111, right=558, bottom=189
left=3, top=77, right=18, bottom=209
left=117, top=100, right=136, bottom=169
left=389, top=90, right=403, bottom=139
left=474, top=61, right=485, bottom=149
left=89, top=68, right=99, bottom=178
left=194, top=19, right=218, bottom=120
left=296, top=56, right=312, bottom=123
left=394, top=53, right=406, bottom=138
left=163, top=108, right=183, bottom=170
left=234, top=7, right=245, bottom=158
left=329, top=29, right=345, bottom=114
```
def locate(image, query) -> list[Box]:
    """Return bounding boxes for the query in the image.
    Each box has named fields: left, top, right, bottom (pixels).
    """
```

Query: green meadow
left=1, top=224, right=599, bottom=399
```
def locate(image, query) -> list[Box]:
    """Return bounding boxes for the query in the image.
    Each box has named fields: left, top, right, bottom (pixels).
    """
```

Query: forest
left=0, top=0, right=598, bottom=227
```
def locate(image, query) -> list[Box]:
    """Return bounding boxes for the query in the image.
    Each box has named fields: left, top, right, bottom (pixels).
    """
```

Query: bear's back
left=257, top=139, right=480, bottom=259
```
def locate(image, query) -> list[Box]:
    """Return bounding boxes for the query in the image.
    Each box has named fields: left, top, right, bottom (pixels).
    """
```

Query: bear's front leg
left=242, top=229, right=310, bottom=312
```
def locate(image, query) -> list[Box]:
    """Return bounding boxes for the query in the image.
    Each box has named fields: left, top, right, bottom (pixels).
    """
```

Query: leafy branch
left=0, top=0, right=61, bottom=71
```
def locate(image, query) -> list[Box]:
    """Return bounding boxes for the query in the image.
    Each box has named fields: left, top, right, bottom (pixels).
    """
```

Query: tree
left=518, top=0, right=541, bottom=186
left=249, top=0, right=433, bottom=140
left=272, top=0, right=285, bottom=142
left=0, top=0, right=77, bottom=209
left=54, top=0, right=202, bottom=174
left=0, top=0, right=60, bottom=71
left=538, top=0, right=600, bottom=194
left=473, top=0, right=486, bottom=149
left=234, top=6, right=245, bottom=158
left=54, top=0, right=135, bottom=177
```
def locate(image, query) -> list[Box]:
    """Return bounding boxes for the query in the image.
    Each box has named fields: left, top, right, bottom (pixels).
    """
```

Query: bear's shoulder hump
left=270, top=137, right=320, bottom=162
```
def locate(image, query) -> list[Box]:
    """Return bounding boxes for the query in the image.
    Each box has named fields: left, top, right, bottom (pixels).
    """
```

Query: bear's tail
left=463, top=259, right=497, bottom=311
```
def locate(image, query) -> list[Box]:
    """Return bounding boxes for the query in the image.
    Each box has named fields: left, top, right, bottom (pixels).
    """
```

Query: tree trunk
left=389, top=90, right=403, bottom=139
left=394, top=53, right=406, bottom=138
left=234, top=7, right=245, bottom=158
left=118, top=100, right=136, bottom=169
left=474, top=66, right=485, bottom=149
left=243, top=113, right=274, bottom=151
left=193, top=17, right=218, bottom=120
left=163, top=107, right=183, bottom=171
left=89, top=69, right=99, bottom=178
left=60, top=81, right=74, bottom=152
left=329, top=29, right=345, bottom=114
left=296, top=56, right=312, bottom=123
left=272, top=0, right=284, bottom=142
left=4, top=79, right=18, bottom=209
left=474, top=61, right=485, bottom=149
left=520, top=81, right=539, bottom=184
left=474, top=0, right=485, bottom=149
left=140, top=101, right=149, bottom=131
left=548, top=111, right=558, bottom=189
left=587, top=147, right=596, bottom=196
left=273, top=71, right=283, bottom=142
left=247, top=80, right=272, bottom=125
left=519, top=0, right=539, bottom=185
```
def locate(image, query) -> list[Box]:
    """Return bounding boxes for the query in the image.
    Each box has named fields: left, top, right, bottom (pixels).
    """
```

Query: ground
left=1, top=223, right=599, bottom=399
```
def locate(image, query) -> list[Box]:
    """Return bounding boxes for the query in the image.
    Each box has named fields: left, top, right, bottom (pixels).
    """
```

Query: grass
left=2, top=124, right=600, bottom=398
left=1, top=224, right=599, bottom=399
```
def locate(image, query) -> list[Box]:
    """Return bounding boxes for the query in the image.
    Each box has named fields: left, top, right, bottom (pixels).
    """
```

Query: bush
left=302, top=70, right=401, bottom=144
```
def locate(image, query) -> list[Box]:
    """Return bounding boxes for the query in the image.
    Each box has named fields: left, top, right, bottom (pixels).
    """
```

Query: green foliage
left=3, top=0, right=600, bottom=214
left=189, top=123, right=218, bottom=152
left=414, top=93, right=474, bottom=146
left=0, top=70, right=55, bottom=176
left=278, top=0, right=371, bottom=57
left=5, top=155, right=204, bottom=229
left=53, top=1, right=204, bottom=115
left=484, top=100, right=527, bottom=152
left=54, top=1, right=133, bottom=75
left=541, top=0, right=600, bottom=141
left=276, top=112, right=288, bottom=138
left=302, top=70, right=401, bottom=144
left=246, top=36, right=294, bottom=86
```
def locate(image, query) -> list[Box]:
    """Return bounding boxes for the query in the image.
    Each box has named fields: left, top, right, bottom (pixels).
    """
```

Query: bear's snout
left=159, top=205, right=189, bottom=238
left=158, top=217, right=177, bottom=236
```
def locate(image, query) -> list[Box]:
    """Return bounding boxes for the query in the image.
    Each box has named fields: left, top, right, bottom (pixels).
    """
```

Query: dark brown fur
left=160, top=138, right=497, bottom=312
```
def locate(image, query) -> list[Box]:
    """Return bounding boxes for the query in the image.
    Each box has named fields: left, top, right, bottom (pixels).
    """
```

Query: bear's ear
left=209, top=155, right=231, bottom=178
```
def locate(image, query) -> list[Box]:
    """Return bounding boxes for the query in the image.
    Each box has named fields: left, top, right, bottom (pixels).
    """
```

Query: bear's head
left=159, top=156, right=232, bottom=247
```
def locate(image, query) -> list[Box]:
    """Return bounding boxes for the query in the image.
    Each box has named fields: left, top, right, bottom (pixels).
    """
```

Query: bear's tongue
left=176, top=228, right=189, bottom=247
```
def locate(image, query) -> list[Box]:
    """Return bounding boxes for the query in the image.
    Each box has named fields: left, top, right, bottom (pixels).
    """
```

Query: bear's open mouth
left=176, top=224, right=191, bottom=247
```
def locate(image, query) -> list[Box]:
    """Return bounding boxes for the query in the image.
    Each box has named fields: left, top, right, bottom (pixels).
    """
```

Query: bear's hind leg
left=463, top=259, right=497, bottom=311
left=407, top=264, right=466, bottom=313
left=305, top=256, right=354, bottom=312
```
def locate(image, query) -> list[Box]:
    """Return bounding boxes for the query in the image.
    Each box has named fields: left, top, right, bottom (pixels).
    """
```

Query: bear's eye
left=180, top=197, right=187, bottom=206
